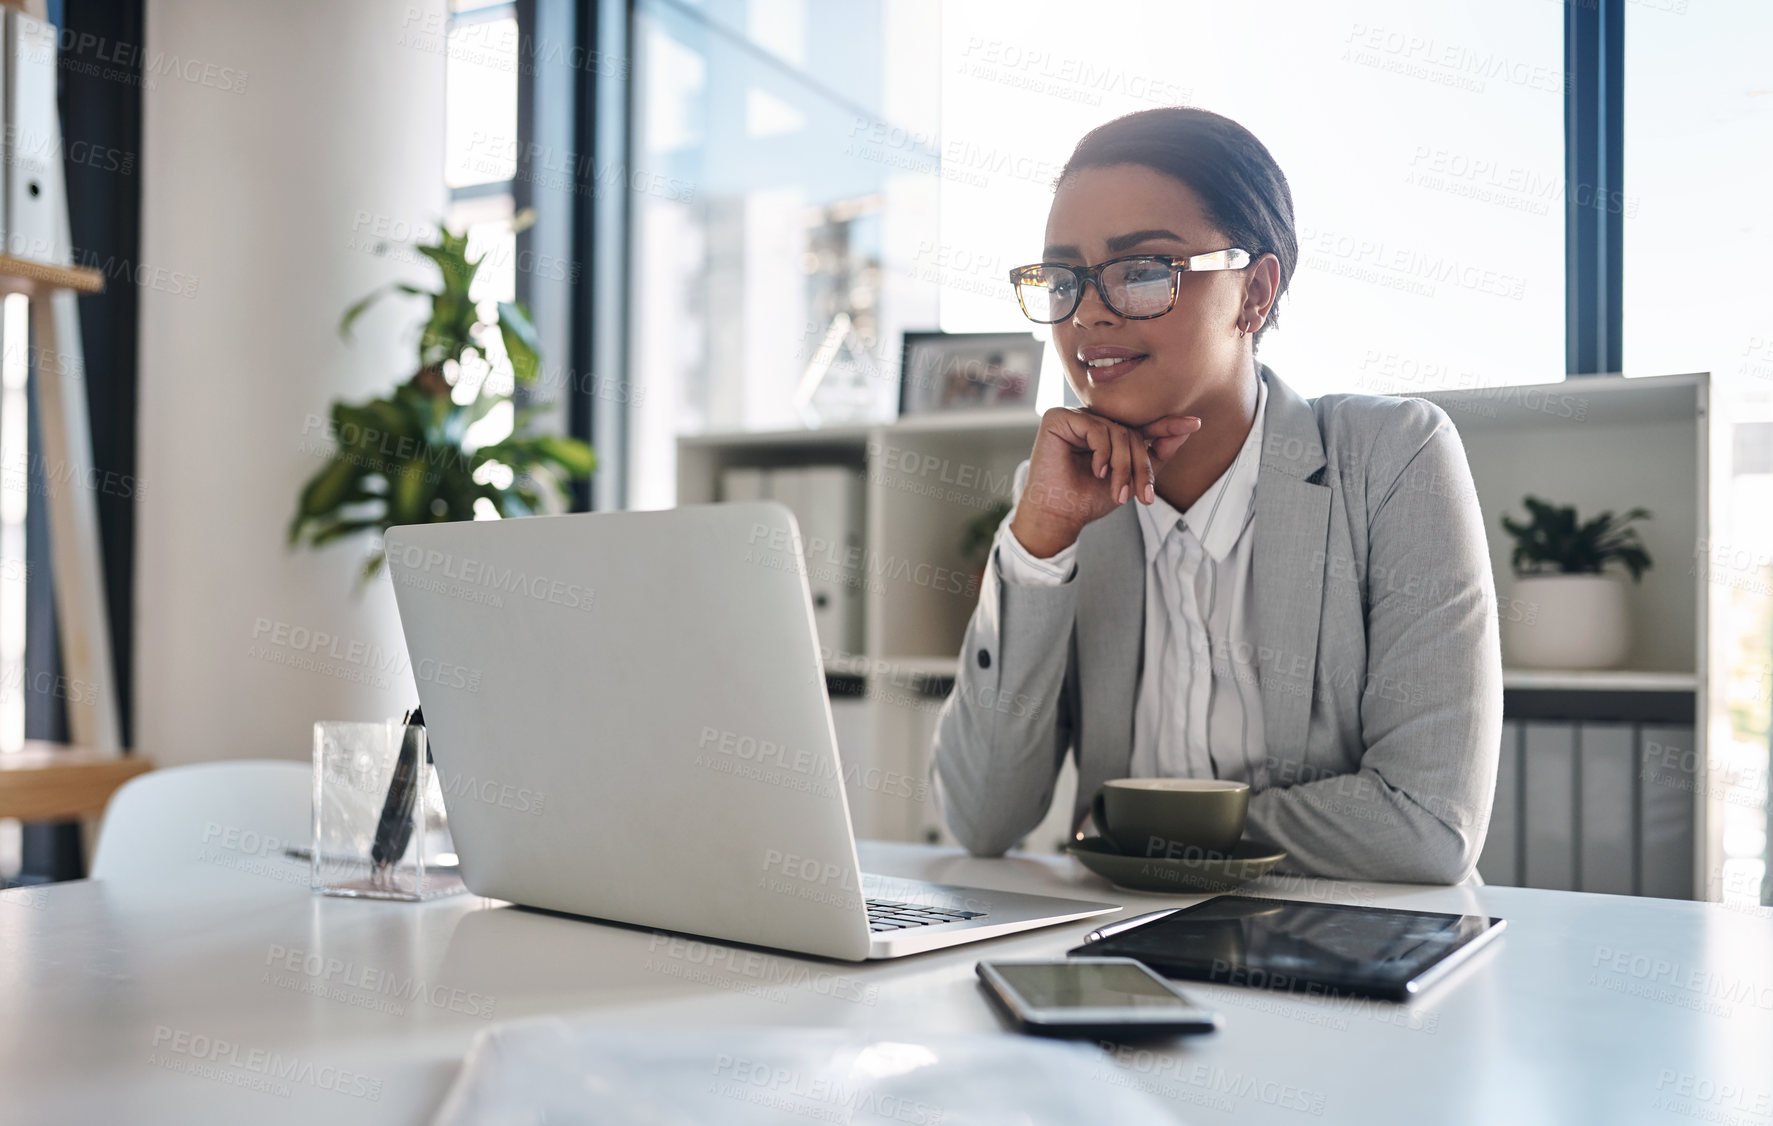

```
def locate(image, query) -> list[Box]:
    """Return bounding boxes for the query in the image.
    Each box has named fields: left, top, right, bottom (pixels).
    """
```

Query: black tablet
left=1067, top=895, right=1505, bottom=1002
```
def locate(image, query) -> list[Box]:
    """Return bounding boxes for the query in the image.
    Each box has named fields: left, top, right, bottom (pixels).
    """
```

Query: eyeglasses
left=1007, top=249, right=1252, bottom=323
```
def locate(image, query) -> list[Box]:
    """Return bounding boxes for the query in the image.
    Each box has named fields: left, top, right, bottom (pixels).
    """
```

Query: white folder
left=752, top=465, right=861, bottom=656
left=718, top=466, right=766, bottom=502
left=795, top=465, right=864, bottom=656
left=4, top=10, right=60, bottom=261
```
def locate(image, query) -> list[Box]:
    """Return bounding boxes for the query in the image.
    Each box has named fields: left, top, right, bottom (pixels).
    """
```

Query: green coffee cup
left=1091, top=777, right=1250, bottom=859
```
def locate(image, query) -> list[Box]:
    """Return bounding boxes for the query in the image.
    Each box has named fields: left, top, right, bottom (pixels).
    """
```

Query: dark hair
left=1057, top=108, right=1297, bottom=347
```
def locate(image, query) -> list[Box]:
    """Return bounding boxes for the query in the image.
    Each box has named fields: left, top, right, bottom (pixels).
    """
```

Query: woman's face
left=1042, top=163, right=1256, bottom=427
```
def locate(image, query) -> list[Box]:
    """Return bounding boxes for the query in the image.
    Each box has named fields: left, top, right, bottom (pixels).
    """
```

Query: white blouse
left=994, top=377, right=1270, bottom=787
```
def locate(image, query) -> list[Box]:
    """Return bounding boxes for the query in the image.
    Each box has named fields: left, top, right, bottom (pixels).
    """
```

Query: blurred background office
left=0, top=0, right=1768, bottom=916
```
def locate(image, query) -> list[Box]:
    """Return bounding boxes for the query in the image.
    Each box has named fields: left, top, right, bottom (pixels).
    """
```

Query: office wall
left=135, top=1, right=447, bottom=765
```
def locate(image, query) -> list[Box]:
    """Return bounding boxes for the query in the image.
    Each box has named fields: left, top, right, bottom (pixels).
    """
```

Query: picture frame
left=897, top=331, right=1043, bottom=417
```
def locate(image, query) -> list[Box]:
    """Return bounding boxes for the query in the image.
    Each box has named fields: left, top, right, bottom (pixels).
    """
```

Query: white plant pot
left=1503, top=574, right=1631, bottom=670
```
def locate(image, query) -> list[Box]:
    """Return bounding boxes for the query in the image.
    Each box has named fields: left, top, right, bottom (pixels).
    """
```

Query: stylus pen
left=1083, top=909, right=1180, bottom=945
left=370, top=706, right=427, bottom=871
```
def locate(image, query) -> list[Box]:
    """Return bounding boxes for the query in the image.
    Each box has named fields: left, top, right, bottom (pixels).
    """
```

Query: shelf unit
left=1500, top=669, right=1699, bottom=692
left=0, top=254, right=103, bottom=294
left=803, top=659, right=1707, bottom=693
left=678, top=373, right=1719, bottom=893
left=1411, top=373, right=1713, bottom=898
left=680, top=408, right=1042, bottom=673
left=0, top=743, right=152, bottom=822
left=0, top=252, right=139, bottom=860
left=1, top=52, right=146, bottom=866
left=1415, top=372, right=1707, bottom=682
left=680, top=408, right=1041, bottom=845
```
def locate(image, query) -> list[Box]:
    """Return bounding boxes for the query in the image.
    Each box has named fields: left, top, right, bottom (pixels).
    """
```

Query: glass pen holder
left=312, top=719, right=465, bottom=901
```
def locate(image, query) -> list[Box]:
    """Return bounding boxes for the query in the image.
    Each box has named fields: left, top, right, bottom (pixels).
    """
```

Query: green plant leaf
left=305, top=518, right=385, bottom=548
left=497, top=301, right=541, bottom=384
left=289, top=456, right=370, bottom=544
left=339, top=283, right=428, bottom=340
left=531, top=435, right=596, bottom=477
left=417, top=241, right=479, bottom=300
left=358, top=549, right=388, bottom=589
left=302, top=216, right=599, bottom=595
left=477, top=434, right=597, bottom=481
left=419, top=292, right=479, bottom=368
left=1501, top=495, right=1655, bottom=579
left=340, top=291, right=383, bottom=340
left=366, top=398, right=424, bottom=446
left=387, top=460, right=437, bottom=526
left=432, top=392, right=495, bottom=450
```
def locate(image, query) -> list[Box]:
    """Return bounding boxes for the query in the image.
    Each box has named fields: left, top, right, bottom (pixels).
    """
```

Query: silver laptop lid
left=385, top=503, right=872, bottom=960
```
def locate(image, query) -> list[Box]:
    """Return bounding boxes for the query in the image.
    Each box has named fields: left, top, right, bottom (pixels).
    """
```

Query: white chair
left=91, top=759, right=310, bottom=884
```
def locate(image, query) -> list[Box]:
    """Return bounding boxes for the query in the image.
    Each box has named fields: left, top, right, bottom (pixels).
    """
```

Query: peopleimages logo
left=745, top=523, right=978, bottom=599
left=53, top=29, right=249, bottom=94
left=249, top=618, right=407, bottom=675
left=695, top=725, right=931, bottom=802
left=383, top=541, right=597, bottom=611
left=762, top=849, right=858, bottom=891
left=148, top=1027, right=381, bottom=1101
left=263, top=945, right=497, bottom=1020
left=434, top=767, right=546, bottom=815
left=647, top=934, right=879, bottom=1006
left=708, top=1055, right=938, bottom=1123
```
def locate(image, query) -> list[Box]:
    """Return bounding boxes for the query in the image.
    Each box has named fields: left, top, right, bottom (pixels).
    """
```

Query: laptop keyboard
left=866, top=898, right=987, bottom=932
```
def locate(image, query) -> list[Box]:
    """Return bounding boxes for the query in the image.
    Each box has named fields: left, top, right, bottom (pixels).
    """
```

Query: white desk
left=3, top=841, right=1770, bottom=1125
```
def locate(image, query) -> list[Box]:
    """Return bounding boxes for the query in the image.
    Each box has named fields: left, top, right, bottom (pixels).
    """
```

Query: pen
left=370, top=706, right=426, bottom=872
left=1082, top=909, right=1180, bottom=945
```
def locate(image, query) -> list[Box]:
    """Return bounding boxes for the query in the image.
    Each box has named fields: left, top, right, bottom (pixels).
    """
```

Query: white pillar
left=136, top=1, right=448, bottom=766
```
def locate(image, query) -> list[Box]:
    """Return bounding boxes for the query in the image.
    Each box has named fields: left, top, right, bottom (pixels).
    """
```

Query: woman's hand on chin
left=1008, top=406, right=1202, bottom=558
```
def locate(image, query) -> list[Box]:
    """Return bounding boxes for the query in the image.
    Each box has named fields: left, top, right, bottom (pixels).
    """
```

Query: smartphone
left=975, top=957, right=1220, bottom=1038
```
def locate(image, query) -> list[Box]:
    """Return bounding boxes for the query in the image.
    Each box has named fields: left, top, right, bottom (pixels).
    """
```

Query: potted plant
left=1499, top=495, right=1653, bottom=669
left=289, top=214, right=595, bottom=588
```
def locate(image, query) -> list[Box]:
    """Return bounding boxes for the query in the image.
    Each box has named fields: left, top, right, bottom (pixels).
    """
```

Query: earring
left=1236, top=321, right=1248, bottom=340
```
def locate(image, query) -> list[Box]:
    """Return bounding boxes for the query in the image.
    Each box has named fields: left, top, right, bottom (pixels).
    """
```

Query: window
left=627, top=0, right=942, bottom=509
left=936, top=0, right=1565, bottom=401
left=443, top=0, right=522, bottom=451
left=1624, top=0, right=1773, bottom=912
left=628, top=0, right=1567, bottom=510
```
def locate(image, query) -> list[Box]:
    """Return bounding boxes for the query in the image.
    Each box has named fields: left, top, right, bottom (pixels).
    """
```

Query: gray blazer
left=931, top=364, right=1502, bottom=884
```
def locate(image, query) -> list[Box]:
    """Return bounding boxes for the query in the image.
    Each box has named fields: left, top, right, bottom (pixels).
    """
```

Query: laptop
left=384, top=502, right=1118, bottom=960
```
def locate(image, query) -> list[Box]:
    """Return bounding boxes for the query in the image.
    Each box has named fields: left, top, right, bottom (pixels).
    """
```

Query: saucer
left=1066, top=836, right=1288, bottom=894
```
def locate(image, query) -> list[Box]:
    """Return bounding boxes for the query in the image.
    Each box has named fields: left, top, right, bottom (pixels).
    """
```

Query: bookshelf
left=680, top=408, right=1040, bottom=845
left=1414, top=372, right=1715, bottom=898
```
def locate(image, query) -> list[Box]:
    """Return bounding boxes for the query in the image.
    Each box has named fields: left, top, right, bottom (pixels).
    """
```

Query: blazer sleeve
left=930, top=460, right=1080, bottom=856
left=1242, top=401, right=1503, bottom=884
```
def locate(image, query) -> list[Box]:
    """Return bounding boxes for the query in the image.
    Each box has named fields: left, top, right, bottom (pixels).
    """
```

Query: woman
left=931, top=107, right=1501, bottom=885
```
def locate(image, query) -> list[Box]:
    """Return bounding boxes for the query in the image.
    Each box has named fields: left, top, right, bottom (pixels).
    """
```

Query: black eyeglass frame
left=1007, top=248, right=1254, bottom=323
